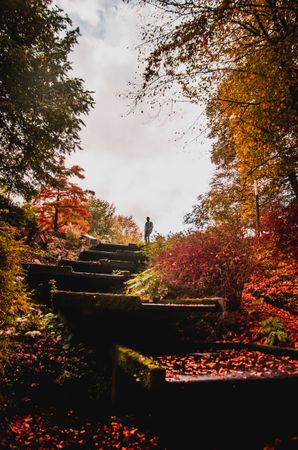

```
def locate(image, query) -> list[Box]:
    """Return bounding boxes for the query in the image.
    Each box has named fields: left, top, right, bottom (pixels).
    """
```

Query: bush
left=64, top=223, right=82, bottom=244
left=153, top=222, right=255, bottom=310
left=0, top=222, right=29, bottom=324
left=245, top=203, right=298, bottom=313
left=125, top=267, right=171, bottom=302
left=257, top=317, right=290, bottom=346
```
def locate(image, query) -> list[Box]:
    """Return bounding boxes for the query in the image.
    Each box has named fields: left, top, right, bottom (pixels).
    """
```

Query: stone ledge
left=53, top=291, right=142, bottom=310
left=113, top=345, right=166, bottom=391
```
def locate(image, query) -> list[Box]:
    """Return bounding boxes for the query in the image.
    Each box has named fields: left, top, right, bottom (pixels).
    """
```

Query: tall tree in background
left=111, top=214, right=142, bottom=244
left=32, top=158, right=94, bottom=233
left=0, top=0, right=94, bottom=199
left=129, top=0, right=298, bottom=222
left=87, top=198, right=116, bottom=241
left=87, top=197, right=142, bottom=244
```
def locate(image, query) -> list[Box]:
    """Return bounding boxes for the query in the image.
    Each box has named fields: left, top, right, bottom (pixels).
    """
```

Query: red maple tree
left=32, top=158, right=94, bottom=233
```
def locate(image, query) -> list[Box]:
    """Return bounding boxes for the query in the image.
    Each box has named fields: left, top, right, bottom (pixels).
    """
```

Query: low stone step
left=53, top=291, right=142, bottom=311
left=93, top=243, right=140, bottom=252
left=58, top=259, right=131, bottom=276
left=50, top=291, right=224, bottom=348
left=79, top=249, right=145, bottom=263
left=24, top=264, right=128, bottom=302
left=53, top=292, right=222, bottom=314
left=112, top=343, right=298, bottom=448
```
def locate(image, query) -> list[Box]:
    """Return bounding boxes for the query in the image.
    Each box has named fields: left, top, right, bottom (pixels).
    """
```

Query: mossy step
left=112, top=342, right=298, bottom=391
left=141, top=302, right=222, bottom=313
left=24, top=264, right=128, bottom=300
left=112, top=343, right=298, bottom=448
left=24, top=263, right=127, bottom=281
left=23, top=263, right=72, bottom=275
left=113, top=345, right=166, bottom=392
left=93, top=243, right=140, bottom=252
left=53, top=291, right=142, bottom=310
left=163, top=297, right=225, bottom=306
left=58, top=259, right=131, bottom=277
left=79, top=250, right=145, bottom=263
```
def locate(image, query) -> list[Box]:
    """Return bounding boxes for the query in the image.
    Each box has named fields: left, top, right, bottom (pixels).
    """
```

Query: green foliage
left=125, top=267, right=171, bottom=302
left=0, top=306, right=110, bottom=401
left=0, top=338, right=16, bottom=376
left=257, top=317, right=290, bottom=346
left=87, top=197, right=142, bottom=244
left=87, top=197, right=116, bottom=241
left=0, top=0, right=94, bottom=199
left=37, top=311, right=97, bottom=385
left=0, top=197, right=37, bottom=230
left=141, top=233, right=175, bottom=262
left=0, top=222, right=29, bottom=324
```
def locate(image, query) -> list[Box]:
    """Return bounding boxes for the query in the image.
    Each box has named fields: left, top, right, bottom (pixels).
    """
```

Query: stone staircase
left=24, top=242, right=146, bottom=302
left=23, top=241, right=298, bottom=449
left=24, top=241, right=223, bottom=348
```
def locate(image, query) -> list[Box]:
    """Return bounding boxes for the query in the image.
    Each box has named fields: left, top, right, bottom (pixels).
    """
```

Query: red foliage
left=261, top=202, right=298, bottom=259
left=154, top=222, right=255, bottom=309
left=225, top=293, right=298, bottom=348
left=245, top=202, right=298, bottom=314
left=32, top=158, right=94, bottom=233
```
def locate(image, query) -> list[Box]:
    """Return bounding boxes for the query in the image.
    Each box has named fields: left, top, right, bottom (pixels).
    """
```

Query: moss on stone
left=114, top=345, right=166, bottom=391
left=53, top=291, right=142, bottom=310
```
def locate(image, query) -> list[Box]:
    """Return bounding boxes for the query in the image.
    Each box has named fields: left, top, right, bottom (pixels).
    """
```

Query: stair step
left=58, top=259, right=131, bottom=276
left=93, top=243, right=140, bottom=252
left=79, top=250, right=145, bottom=263
left=53, top=291, right=142, bottom=310
left=24, top=263, right=128, bottom=301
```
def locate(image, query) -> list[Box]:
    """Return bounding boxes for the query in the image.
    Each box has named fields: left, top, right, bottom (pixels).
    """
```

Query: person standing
left=144, top=217, right=153, bottom=243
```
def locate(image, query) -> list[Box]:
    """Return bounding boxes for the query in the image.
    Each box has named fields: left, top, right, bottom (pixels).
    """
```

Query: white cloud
left=56, top=0, right=215, bottom=236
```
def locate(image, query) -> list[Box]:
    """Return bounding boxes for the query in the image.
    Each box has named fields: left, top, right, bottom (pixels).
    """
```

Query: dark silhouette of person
left=144, top=217, right=153, bottom=243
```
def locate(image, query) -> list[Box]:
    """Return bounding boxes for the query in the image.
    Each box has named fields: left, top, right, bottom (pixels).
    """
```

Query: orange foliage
left=32, top=158, right=94, bottom=233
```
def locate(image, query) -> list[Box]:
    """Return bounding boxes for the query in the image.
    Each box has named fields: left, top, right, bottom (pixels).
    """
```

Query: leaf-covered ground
left=0, top=308, right=161, bottom=449
left=0, top=414, right=160, bottom=449
left=153, top=349, right=298, bottom=382
left=0, top=296, right=297, bottom=449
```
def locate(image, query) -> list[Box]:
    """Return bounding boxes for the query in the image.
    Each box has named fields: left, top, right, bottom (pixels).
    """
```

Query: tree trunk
left=53, top=192, right=60, bottom=233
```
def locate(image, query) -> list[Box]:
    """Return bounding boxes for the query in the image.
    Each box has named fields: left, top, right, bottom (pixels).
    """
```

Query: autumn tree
left=128, top=0, right=298, bottom=211
left=81, top=197, right=142, bottom=244
left=32, top=158, right=94, bottom=233
left=111, top=214, right=142, bottom=244
left=87, top=198, right=116, bottom=241
left=0, top=0, right=94, bottom=199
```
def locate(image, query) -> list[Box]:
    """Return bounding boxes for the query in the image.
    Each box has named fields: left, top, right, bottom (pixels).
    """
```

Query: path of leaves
left=0, top=413, right=160, bottom=449
left=154, top=349, right=298, bottom=382
left=0, top=311, right=161, bottom=449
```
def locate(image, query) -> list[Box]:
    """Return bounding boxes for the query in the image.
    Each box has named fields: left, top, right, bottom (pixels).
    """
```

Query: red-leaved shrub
left=154, top=222, right=254, bottom=310
left=245, top=202, right=298, bottom=314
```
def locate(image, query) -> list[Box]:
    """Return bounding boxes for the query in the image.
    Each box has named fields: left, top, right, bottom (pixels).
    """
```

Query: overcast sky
left=56, top=0, right=215, bottom=237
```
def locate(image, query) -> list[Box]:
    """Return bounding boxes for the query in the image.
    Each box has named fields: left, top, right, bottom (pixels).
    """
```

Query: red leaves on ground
left=0, top=414, right=160, bottom=449
left=153, top=349, right=298, bottom=382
